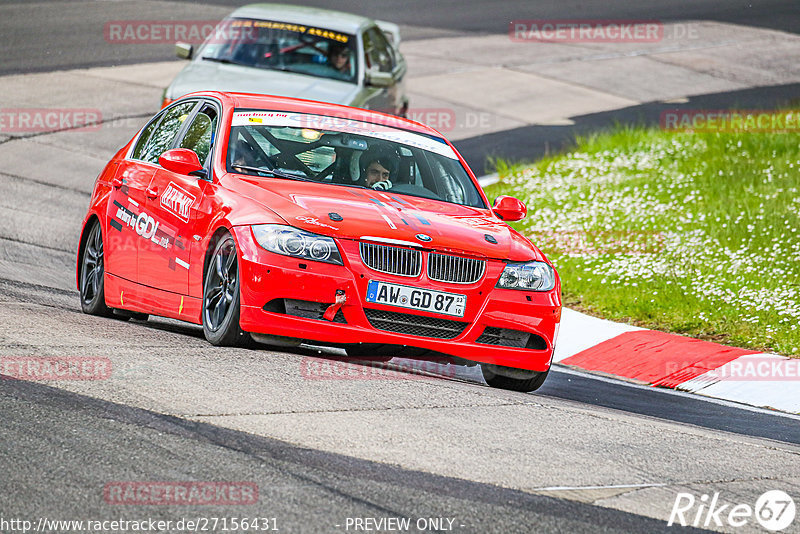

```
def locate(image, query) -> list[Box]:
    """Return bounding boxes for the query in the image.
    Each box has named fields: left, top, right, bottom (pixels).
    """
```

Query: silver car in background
left=163, top=3, right=408, bottom=115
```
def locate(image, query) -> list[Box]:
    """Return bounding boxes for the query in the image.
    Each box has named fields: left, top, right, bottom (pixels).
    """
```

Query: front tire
left=202, top=234, right=252, bottom=347
left=79, top=221, right=112, bottom=317
left=481, top=364, right=549, bottom=392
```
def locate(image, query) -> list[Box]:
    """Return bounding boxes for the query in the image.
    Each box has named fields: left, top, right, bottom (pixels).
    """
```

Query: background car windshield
left=227, top=111, right=486, bottom=209
left=200, top=18, right=358, bottom=83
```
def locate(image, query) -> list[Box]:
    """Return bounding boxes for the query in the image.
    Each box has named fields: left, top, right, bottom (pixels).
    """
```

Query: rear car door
left=139, top=100, right=218, bottom=295
left=105, top=159, right=153, bottom=284
left=104, top=102, right=194, bottom=283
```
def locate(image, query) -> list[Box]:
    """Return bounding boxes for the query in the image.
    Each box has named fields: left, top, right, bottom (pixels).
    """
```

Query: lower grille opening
left=476, top=327, right=547, bottom=350
left=364, top=308, right=468, bottom=339
left=263, top=298, right=346, bottom=324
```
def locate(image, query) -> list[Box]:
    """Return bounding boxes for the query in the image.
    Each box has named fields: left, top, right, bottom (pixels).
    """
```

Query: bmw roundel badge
left=415, top=233, right=432, bottom=242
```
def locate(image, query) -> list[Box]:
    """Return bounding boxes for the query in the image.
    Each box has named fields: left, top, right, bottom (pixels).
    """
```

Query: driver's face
left=332, top=50, right=348, bottom=70
left=366, top=161, right=390, bottom=186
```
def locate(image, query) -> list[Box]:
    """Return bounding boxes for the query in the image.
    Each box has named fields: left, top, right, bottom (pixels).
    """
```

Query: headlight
left=496, top=261, right=555, bottom=291
left=251, top=224, right=343, bottom=265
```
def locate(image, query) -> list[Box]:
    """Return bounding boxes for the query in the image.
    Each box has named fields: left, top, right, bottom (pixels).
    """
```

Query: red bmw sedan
left=77, top=92, right=561, bottom=391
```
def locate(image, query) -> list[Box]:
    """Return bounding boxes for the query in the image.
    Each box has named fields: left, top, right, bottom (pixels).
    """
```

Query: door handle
left=111, top=178, right=123, bottom=189
left=146, top=187, right=159, bottom=199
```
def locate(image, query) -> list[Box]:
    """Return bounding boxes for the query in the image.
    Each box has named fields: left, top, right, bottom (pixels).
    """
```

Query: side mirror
left=492, top=195, right=527, bottom=222
left=175, top=42, right=193, bottom=60
left=365, top=69, right=394, bottom=88
left=159, top=149, right=204, bottom=176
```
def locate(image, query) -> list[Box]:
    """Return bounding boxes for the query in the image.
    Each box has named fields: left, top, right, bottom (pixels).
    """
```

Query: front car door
left=360, top=26, right=404, bottom=114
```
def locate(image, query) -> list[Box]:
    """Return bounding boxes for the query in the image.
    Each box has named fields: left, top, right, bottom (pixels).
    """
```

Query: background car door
left=139, top=101, right=217, bottom=295
left=361, top=26, right=401, bottom=114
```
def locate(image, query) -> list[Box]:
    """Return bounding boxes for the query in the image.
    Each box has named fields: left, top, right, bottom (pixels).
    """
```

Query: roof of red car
left=185, top=91, right=439, bottom=137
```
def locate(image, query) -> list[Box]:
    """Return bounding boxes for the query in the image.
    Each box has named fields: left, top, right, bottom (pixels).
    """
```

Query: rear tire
left=481, top=364, right=549, bottom=392
left=79, top=221, right=113, bottom=317
left=202, top=234, right=252, bottom=347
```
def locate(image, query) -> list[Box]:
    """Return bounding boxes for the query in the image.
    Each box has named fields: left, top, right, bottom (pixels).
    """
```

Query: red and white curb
left=391, top=308, right=798, bottom=415
left=429, top=174, right=800, bottom=413
left=553, top=309, right=799, bottom=415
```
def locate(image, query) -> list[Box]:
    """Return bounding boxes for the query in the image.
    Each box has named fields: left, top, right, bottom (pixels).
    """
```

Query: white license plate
left=366, top=280, right=466, bottom=317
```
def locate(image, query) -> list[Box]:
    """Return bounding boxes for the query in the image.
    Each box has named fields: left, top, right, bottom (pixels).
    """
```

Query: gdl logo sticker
left=668, top=490, right=795, bottom=531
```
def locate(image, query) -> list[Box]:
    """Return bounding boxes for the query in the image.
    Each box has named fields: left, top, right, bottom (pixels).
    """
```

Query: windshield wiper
left=231, top=165, right=314, bottom=182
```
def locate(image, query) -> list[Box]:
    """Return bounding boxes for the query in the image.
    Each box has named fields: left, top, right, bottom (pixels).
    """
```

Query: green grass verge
left=487, top=124, right=799, bottom=356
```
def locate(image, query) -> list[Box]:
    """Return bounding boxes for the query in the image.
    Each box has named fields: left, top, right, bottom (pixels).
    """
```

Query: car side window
left=139, top=101, right=196, bottom=164
left=363, top=27, right=394, bottom=73
left=178, top=103, right=218, bottom=165
left=131, top=118, right=159, bottom=160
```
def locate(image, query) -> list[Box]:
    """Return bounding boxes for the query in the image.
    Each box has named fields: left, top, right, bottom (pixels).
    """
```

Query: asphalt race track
left=3, top=0, right=799, bottom=74
left=1, top=2, right=799, bottom=533
left=2, top=377, right=702, bottom=533
left=3, top=0, right=799, bottom=170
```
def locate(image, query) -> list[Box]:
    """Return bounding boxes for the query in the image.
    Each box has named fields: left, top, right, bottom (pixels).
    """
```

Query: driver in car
left=359, top=145, right=399, bottom=190
left=327, top=43, right=352, bottom=77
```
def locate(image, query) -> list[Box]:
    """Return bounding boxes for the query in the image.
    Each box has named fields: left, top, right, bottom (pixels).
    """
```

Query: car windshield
left=227, top=110, right=487, bottom=209
left=199, top=18, right=358, bottom=83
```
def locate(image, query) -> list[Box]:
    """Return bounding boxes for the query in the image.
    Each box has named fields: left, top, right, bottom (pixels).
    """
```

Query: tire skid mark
left=0, top=111, right=152, bottom=144
left=0, top=170, right=91, bottom=196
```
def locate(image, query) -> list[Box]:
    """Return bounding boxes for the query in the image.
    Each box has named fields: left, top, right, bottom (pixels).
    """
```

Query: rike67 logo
left=668, top=490, right=795, bottom=531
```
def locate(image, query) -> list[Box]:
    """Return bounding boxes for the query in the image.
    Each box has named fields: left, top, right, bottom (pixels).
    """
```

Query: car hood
left=168, top=60, right=360, bottom=104
left=229, top=177, right=541, bottom=262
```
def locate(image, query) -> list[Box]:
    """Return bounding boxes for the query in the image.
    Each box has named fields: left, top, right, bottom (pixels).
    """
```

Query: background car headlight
left=496, top=261, right=555, bottom=291
left=251, top=224, right=343, bottom=265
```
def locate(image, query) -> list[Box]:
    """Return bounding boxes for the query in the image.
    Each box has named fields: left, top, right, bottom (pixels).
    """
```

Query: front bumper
left=233, top=226, right=561, bottom=372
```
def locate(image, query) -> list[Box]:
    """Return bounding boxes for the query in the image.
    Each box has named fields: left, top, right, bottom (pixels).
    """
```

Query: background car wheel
left=202, top=234, right=253, bottom=347
left=79, top=221, right=113, bottom=317
left=481, top=364, right=549, bottom=392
